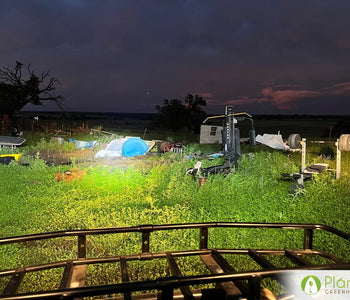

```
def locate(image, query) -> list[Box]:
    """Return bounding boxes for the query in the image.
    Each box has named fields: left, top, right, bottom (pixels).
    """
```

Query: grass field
left=0, top=129, right=349, bottom=295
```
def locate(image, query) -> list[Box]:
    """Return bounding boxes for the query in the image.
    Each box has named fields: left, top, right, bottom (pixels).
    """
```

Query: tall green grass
left=0, top=138, right=349, bottom=293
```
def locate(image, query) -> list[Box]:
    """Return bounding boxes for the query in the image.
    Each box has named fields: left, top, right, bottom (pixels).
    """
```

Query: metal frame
left=198, top=106, right=255, bottom=175
left=288, top=138, right=343, bottom=180
left=0, top=136, right=26, bottom=152
left=0, top=222, right=349, bottom=299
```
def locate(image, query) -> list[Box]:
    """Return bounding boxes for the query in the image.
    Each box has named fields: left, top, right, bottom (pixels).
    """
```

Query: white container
left=51, top=136, right=64, bottom=144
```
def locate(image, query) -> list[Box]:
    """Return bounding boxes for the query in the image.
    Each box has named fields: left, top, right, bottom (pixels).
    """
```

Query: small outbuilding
left=199, top=125, right=223, bottom=144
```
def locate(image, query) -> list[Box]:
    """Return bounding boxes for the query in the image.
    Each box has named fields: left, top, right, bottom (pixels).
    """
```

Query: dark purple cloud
left=1, top=0, right=350, bottom=114
left=215, top=82, right=350, bottom=113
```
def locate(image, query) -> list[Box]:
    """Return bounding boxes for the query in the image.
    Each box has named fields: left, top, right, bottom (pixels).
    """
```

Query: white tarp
left=255, top=133, right=289, bottom=150
left=94, top=138, right=155, bottom=159
left=94, top=138, right=128, bottom=159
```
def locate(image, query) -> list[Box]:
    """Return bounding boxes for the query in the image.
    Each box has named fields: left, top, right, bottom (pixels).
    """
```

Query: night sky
left=1, top=0, right=350, bottom=115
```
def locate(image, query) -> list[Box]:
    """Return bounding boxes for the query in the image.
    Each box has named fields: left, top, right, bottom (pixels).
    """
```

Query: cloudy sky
left=1, top=0, right=350, bottom=115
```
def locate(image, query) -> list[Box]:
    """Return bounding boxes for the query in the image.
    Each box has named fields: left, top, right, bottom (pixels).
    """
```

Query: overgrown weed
left=0, top=135, right=349, bottom=291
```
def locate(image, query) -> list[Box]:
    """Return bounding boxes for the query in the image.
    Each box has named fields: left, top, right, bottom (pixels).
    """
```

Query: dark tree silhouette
left=185, top=94, right=207, bottom=133
left=155, top=94, right=207, bottom=133
left=0, top=61, right=63, bottom=115
left=332, top=117, right=350, bottom=136
left=155, top=99, right=188, bottom=131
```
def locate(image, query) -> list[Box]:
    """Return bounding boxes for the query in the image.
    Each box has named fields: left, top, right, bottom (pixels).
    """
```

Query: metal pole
left=336, top=139, right=341, bottom=179
left=301, top=138, right=306, bottom=173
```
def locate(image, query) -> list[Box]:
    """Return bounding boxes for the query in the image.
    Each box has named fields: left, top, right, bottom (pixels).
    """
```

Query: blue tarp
left=68, top=138, right=97, bottom=149
left=121, top=138, right=149, bottom=157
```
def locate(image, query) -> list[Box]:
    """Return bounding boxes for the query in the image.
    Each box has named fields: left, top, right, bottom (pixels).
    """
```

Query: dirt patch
left=30, top=149, right=163, bottom=171
left=33, top=149, right=96, bottom=165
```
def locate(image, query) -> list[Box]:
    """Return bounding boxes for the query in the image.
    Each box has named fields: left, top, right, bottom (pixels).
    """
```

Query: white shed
left=199, top=125, right=223, bottom=144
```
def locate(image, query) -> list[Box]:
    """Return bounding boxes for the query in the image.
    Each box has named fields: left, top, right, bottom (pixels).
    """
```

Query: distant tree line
left=154, top=94, right=207, bottom=133
left=332, top=117, right=350, bottom=136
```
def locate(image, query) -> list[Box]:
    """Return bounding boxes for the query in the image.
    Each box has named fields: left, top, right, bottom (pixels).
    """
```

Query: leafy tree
left=185, top=94, right=207, bottom=133
left=156, top=94, right=207, bottom=133
left=0, top=61, right=63, bottom=117
left=333, top=117, right=350, bottom=136
left=155, top=99, right=188, bottom=131
left=155, top=94, right=207, bottom=133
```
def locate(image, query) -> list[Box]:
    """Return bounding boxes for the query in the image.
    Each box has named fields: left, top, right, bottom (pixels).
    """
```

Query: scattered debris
left=304, top=163, right=329, bottom=174
left=0, top=136, right=26, bottom=151
left=95, top=137, right=155, bottom=159
left=199, top=176, right=207, bottom=186
left=0, top=156, right=15, bottom=165
left=95, top=138, right=128, bottom=159
left=54, top=168, right=87, bottom=182
left=0, top=153, right=22, bottom=161
left=255, top=133, right=304, bottom=151
left=186, top=159, right=232, bottom=179
left=52, top=129, right=73, bottom=136
left=186, top=161, right=202, bottom=176
left=282, top=163, right=329, bottom=179
left=90, top=128, right=114, bottom=136
left=159, top=141, right=183, bottom=154
left=282, top=163, right=329, bottom=194
left=51, top=136, right=65, bottom=144
left=67, top=138, right=98, bottom=149
left=256, top=133, right=289, bottom=150
left=157, top=140, right=172, bottom=152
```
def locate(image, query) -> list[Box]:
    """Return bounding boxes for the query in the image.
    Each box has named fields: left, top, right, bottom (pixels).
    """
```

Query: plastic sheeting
left=94, top=137, right=149, bottom=159
left=75, top=140, right=97, bottom=149
left=94, top=138, right=128, bottom=159
left=255, top=134, right=289, bottom=150
left=68, top=138, right=98, bottom=149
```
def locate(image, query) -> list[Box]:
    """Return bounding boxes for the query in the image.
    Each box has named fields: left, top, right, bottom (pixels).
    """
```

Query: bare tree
left=0, top=61, right=63, bottom=116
